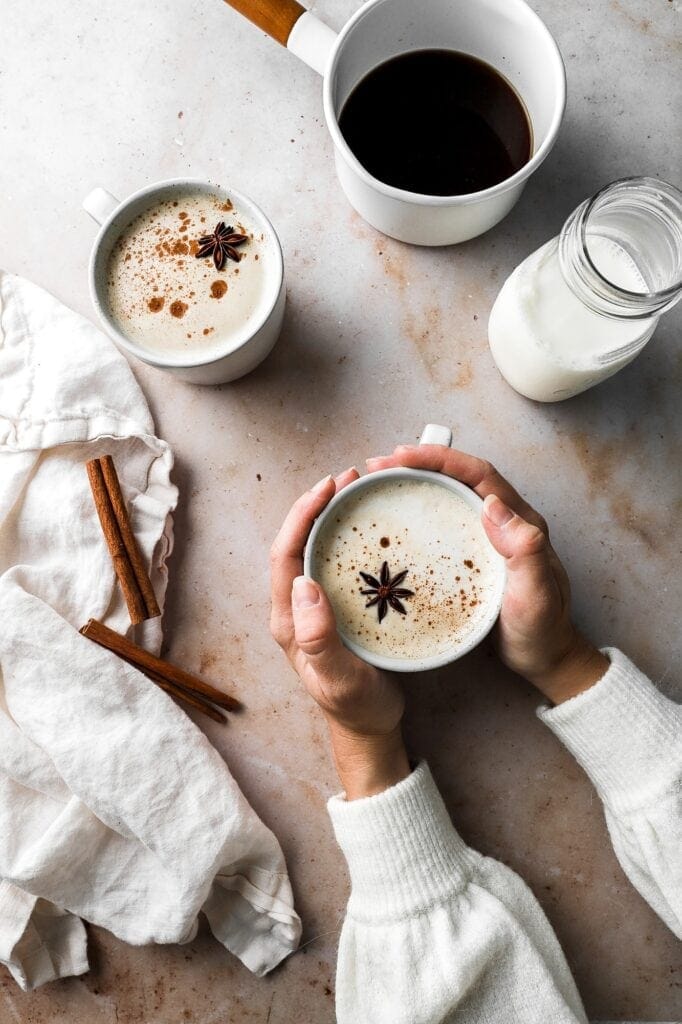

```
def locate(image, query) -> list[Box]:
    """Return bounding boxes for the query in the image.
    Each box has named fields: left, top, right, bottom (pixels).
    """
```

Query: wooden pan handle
left=224, top=0, right=307, bottom=47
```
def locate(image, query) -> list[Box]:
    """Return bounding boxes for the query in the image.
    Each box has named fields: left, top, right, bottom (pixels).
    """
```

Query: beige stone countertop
left=0, top=0, right=680, bottom=1021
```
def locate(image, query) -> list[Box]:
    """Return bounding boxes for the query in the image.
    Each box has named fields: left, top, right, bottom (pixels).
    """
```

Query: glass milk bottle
left=488, top=177, right=682, bottom=401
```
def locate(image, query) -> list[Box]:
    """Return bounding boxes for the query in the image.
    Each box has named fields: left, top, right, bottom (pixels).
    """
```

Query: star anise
left=359, top=561, right=414, bottom=623
left=195, top=222, right=248, bottom=271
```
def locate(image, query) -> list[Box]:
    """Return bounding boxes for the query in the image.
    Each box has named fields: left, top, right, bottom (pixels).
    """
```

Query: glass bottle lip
left=573, top=176, right=682, bottom=308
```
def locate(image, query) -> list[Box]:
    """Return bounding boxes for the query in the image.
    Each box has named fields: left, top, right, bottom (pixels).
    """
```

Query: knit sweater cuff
left=538, top=646, right=682, bottom=812
left=327, top=761, right=474, bottom=922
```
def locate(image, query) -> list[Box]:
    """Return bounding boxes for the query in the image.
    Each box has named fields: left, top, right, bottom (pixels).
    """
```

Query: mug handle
left=223, top=0, right=337, bottom=76
left=83, top=187, right=120, bottom=226
left=420, top=424, right=453, bottom=448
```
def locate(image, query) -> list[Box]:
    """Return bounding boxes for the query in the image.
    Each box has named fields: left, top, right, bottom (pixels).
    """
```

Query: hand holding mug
left=270, top=442, right=609, bottom=801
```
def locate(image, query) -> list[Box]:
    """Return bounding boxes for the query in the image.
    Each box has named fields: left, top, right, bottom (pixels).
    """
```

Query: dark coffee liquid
left=338, top=50, right=532, bottom=197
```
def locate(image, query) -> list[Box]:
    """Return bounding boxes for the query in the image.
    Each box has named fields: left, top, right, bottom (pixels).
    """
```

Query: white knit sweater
left=328, top=649, right=682, bottom=1024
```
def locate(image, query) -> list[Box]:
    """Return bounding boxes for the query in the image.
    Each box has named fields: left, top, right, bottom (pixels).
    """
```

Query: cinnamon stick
left=80, top=619, right=241, bottom=711
left=86, top=460, right=147, bottom=625
left=99, top=455, right=160, bottom=619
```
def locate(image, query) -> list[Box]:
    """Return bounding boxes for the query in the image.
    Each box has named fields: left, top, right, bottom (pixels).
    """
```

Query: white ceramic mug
left=225, top=0, right=566, bottom=245
left=83, top=178, right=286, bottom=385
left=303, top=424, right=506, bottom=672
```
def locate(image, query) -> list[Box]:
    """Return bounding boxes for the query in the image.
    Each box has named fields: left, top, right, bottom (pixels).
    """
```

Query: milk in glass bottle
left=488, top=177, right=682, bottom=401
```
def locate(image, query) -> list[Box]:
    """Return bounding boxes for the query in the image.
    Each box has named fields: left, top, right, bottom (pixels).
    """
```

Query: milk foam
left=312, top=479, right=500, bottom=661
left=106, top=190, right=274, bottom=358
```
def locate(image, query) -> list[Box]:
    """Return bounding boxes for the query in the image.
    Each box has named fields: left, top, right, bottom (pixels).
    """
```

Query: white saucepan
left=226, top=0, right=566, bottom=245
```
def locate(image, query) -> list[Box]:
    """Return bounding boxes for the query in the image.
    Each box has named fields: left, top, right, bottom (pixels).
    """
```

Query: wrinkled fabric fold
left=0, top=881, right=89, bottom=990
left=0, top=271, right=301, bottom=989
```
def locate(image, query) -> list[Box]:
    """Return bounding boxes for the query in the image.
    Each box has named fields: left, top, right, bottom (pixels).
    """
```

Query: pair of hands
left=270, top=443, right=608, bottom=799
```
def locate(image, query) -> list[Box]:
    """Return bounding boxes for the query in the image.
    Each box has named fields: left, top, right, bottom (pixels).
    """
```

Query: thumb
left=292, top=576, right=350, bottom=672
left=482, top=494, right=552, bottom=582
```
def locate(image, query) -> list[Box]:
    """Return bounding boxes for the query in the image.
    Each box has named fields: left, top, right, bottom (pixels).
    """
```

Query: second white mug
left=83, top=178, right=286, bottom=385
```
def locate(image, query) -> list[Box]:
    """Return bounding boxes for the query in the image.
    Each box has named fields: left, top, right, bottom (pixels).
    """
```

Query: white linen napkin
left=0, top=271, right=301, bottom=990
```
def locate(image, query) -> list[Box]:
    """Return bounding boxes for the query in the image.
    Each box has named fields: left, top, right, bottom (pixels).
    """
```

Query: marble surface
left=1, top=0, right=681, bottom=1021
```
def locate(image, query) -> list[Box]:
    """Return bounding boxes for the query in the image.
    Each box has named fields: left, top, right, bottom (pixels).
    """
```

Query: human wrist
left=326, top=720, right=411, bottom=800
left=529, top=633, right=609, bottom=704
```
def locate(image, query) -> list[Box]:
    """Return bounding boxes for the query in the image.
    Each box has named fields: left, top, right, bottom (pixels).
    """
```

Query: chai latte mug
left=304, top=425, right=506, bottom=672
left=83, top=178, right=285, bottom=385
left=225, top=0, right=566, bottom=245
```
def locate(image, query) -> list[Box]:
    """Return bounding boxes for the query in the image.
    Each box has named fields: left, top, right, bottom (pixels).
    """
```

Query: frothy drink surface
left=105, top=190, right=272, bottom=357
left=313, top=479, right=499, bottom=661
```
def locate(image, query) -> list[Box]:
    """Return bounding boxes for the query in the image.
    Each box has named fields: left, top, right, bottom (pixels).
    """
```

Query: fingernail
left=484, top=494, right=513, bottom=527
left=293, top=576, right=321, bottom=608
left=312, top=474, right=333, bottom=494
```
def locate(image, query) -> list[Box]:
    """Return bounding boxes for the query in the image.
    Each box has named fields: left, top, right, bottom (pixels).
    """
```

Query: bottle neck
left=559, top=177, right=682, bottom=321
